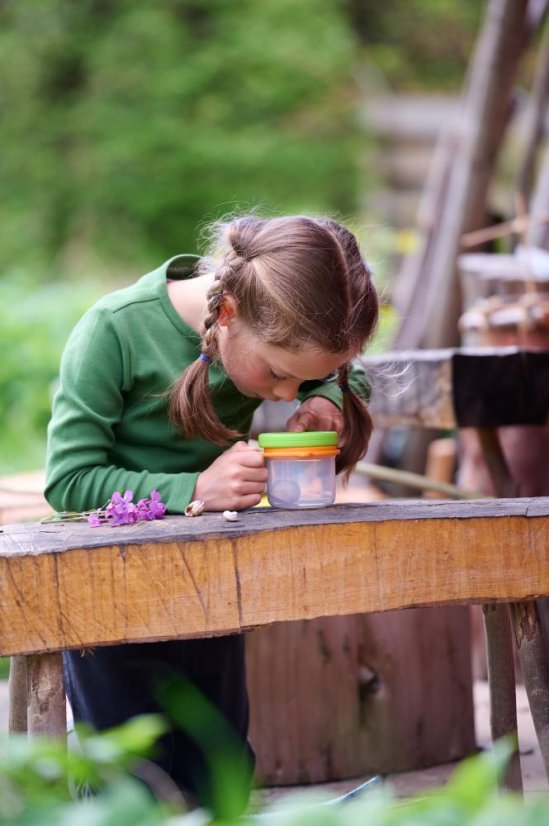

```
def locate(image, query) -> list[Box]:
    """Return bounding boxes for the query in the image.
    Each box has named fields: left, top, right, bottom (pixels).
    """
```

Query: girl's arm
left=45, top=308, right=202, bottom=514
left=296, top=360, right=372, bottom=409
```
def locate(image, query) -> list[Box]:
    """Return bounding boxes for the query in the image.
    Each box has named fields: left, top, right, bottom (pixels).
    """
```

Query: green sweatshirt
left=45, top=254, right=371, bottom=514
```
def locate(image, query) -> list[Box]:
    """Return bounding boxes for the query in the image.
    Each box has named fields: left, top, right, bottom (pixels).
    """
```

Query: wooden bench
left=1, top=499, right=549, bottom=785
left=2, top=345, right=549, bottom=792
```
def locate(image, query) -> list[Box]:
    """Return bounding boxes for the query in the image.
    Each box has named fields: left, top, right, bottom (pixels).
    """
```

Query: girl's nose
left=273, top=382, right=299, bottom=402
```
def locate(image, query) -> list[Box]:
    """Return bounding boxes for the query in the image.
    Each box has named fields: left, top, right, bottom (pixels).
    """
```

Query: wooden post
left=482, top=604, right=523, bottom=791
left=509, top=601, right=549, bottom=780
left=8, top=655, right=28, bottom=734
left=476, top=428, right=519, bottom=499
left=423, top=437, right=457, bottom=498
left=476, top=427, right=522, bottom=791
left=27, top=653, right=66, bottom=740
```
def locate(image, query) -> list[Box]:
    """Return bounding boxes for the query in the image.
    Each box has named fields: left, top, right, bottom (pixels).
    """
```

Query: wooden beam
left=510, top=600, right=549, bottom=770
left=482, top=603, right=523, bottom=791
left=362, top=347, right=549, bottom=429
left=392, top=0, right=529, bottom=351
left=476, top=428, right=522, bottom=791
left=1, top=499, right=548, bottom=656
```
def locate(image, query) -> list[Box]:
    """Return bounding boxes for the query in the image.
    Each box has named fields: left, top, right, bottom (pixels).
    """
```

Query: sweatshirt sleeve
left=297, top=359, right=373, bottom=410
left=44, top=309, right=200, bottom=515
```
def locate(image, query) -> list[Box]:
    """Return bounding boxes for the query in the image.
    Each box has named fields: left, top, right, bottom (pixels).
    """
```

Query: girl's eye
left=269, top=370, right=286, bottom=382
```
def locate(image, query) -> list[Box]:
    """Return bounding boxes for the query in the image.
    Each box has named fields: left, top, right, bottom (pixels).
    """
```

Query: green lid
left=257, top=431, right=338, bottom=448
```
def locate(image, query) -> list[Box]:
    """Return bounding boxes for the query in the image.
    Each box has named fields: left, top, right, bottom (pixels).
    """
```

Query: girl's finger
left=237, top=492, right=265, bottom=509
left=234, top=467, right=268, bottom=483
left=231, top=447, right=264, bottom=465
left=287, top=411, right=313, bottom=432
left=234, top=481, right=267, bottom=496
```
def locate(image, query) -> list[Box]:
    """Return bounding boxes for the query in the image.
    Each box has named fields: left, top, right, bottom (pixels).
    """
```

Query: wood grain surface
left=362, top=346, right=549, bottom=428
left=1, top=498, right=548, bottom=656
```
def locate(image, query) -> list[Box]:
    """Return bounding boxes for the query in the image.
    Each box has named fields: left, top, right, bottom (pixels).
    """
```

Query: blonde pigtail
left=336, top=364, right=374, bottom=481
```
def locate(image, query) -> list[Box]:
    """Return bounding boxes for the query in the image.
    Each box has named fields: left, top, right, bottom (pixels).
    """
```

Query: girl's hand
left=286, top=397, right=344, bottom=434
left=193, top=441, right=267, bottom=511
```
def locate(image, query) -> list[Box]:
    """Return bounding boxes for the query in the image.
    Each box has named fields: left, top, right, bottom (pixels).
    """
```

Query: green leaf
left=444, top=737, right=516, bottom=811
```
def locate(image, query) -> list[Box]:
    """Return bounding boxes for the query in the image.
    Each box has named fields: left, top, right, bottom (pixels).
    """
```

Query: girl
left=45, top=214, right=379, bottom=809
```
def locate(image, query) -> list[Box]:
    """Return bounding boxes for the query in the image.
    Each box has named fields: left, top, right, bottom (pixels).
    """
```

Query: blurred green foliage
left=0, top=0, right=361, bottom=273
left=0, top=713, right=170, bottom=825
left=348, top=0, right=483, bottom=91
left=0, top=274, right=106, bottom=473
left=1, top=714, right=548, bottom=826
left=0, top=1, right=481, bottom=474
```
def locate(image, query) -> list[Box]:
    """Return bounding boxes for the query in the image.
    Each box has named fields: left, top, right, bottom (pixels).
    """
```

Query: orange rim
left=262, top=446, right=340, bottom=459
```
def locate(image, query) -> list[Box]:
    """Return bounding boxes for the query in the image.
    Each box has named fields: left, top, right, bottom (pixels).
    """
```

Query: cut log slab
left=248, top=607, right=475, bottom=783
left=363, top=347, right=549, bottom=429
left=0, top=499, right=548, bottom=657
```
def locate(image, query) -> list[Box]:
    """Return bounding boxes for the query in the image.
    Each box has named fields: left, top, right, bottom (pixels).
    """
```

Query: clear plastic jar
left=258, top=431, right=340, bottom=509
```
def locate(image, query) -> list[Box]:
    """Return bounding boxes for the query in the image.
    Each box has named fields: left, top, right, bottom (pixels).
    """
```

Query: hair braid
left=168, top=262, right=242, bottom=445
left=202, top=267, right=229, bottom=356
left=335, top=363, right=374, bottom=481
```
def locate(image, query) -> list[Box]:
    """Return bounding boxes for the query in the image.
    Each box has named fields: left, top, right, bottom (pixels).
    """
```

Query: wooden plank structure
left=1, top=499, right=546, bottom=657
left=2, top=344, right=549, bottom=789
left=1, top=498, right=548, bottom=755
left=362, top=344, right=549, bottom=789
left=363, top=346, right=549, bottom=430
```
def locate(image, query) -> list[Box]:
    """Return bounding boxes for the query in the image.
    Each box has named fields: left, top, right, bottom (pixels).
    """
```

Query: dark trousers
left=63, top=635, right=254, bottom=806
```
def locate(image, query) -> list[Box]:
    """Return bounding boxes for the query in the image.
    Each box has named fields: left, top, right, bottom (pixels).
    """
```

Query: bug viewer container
left=257, top=431, right=340, bottom=509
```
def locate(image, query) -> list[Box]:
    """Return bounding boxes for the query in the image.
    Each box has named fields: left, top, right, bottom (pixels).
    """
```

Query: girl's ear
left=217, top=294, right=239, bottom=327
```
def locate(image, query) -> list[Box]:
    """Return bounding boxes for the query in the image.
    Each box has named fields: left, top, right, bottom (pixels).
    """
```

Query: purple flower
left=87, top=489, right=166, bottom=528
left=148, top=489, right=166, bottom=519
left=105, top=490, right=138, bottom=525
left=87, top=512, right=102, bottom=528
left=136, top=498, right=155, bottom=521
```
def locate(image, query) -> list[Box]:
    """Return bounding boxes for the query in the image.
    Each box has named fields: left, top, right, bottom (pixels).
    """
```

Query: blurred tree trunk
left=392, top=0, right=530, bottom=352
left=365, top=0, right=532, bottom=476
left=516, top=19, right=549, bottom=203
left=516, top=5, right=549, bottom=246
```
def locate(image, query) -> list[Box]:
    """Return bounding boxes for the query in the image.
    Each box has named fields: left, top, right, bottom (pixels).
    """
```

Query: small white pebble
left=185, top=499, right=205, bottom=517
left=223, top=510, right=239, bottom=522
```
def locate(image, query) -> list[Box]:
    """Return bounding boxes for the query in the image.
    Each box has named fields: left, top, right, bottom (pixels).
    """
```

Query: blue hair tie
left=199, top=352, right=210, bottom=364
left=340, top=384, right=350, bottom=393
